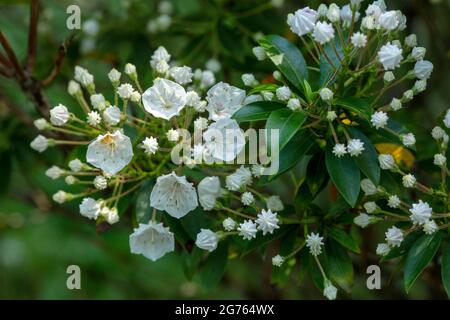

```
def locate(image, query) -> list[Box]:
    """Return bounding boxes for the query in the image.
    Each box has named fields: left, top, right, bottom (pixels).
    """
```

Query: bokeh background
left=0, top=0, right=449, bottom=299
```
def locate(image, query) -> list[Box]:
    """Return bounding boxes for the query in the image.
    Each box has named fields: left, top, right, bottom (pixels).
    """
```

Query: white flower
left=351, top=32, right=367, bottom=48
left=444, top=110, right=450, bottom=129
left=378, top=11, right=399, bottom=30
left=388, top=195, right=401, bottom=208
left=150, top=172, right=198, bottom=219
left=376, top=243, right=390, bottom=256
left=166, top=129, right=179, bottom=142
left=117, top=83, right=134, bottom=99
left=150, top=46, right=171, bottom=68
left=130, top=91, right=141, bottom=103
left=252, top=46, right=266, bottom=61
left=306, top=232, right=324, bottom=256
left=50, top=104, right=69, bottom=126
left=238, top=220, right=258, bottom=240
left=411, top=47, right=426, bottom=61
left=384, top=72, right=395, bottom=83
left=354, top=213, right=371, bottom=228
left=251, top=164, right=264, bottom=178
left=86, top=131, right=133, bottom=175
left=317, top=4, right=328, bottom=17
left=434, top=154, right=446, bottom=166
left=226, top=166, right=252, bottom=191
left=79, top=197, right=100, bottom=220
left=90, top=93, right=106, bottom=110
left=46, top=166, right=63, bottom=180
left=142, top=78, right=187, bottom=120
left=103, top=207, right=119, bottom=224
left=241, top=73, right=258, bottom=87
left=402, top=89, right=414, bottom=102
left=414, top=80, right=427, bottom=93
left=155, top=60, right=169, bottom=74
left=390, top=98, right=402, bottom=111
left=68, top=80, right=81, bottom=95
left=287, top=7, right=318, bottom=36
left=34, top=118, right=48, bottom=130
left=410, top=200, right=432, bottom=225
left=206, top=82, right=246, bottom=121
left=361, top=16, right=376, bottom=30
left=364, top=202, right=377, bottom=214
left=414, top=60, right=433, bottom=80
left=205, top=58, right=221, bottom=73
left=319, top=88, right=334, bottom=101
left=129, top=222, right=174, bottom=261
left=124, top=63, right=136, bottom=76
left=169, top=66, right=193, bottom=85
left=108, top=68, right=121, bottom=83
left=82, top=18, right=99, bottom=36
left=385, top=226, right=404, bottom=247
left=256, top=209, right=280, bottom=235
left=378, top=43, right=403, bottom=70
left=195, top=229, right=218, bottom=252
left=313, top=21, right=335, bottom=45
left=262, top=91, right=274, bottom=101
left=423, top=220, right=437, bottom=235
left=327, top=111, right=337, bottom=121
left=64, top=174, right=75, bottom=184
left=140, top=136, right=159, bottom=155
left=87, top=111, right=101, bottom=126
left=266, top=195, right=284, bottom=212
left=402, top=174, right=416, bottom=188
left=326, top=3, right=340, bottom=22
left=241, top=192, right=254, bottom=206
left=53, top=190, right=69, bottom=204
left=378, top=154, right=395, bottom=170
left=223, top=217, right=236, bottom=231
left=371, top=111, right=388, bottom=129
left=68, top=159, right=83, bottom=172
left=194, top=117, right=209, bottom=131
left=74, top=66, right=94, bottom=87
left=203, top=118, right=245, bottom=162
left=30, top=135, right=49, bottom=153
left=332, top=143, right=347, bottom=158
left=432, top=126, right=445, bottom=140
left=275, top=86, right=291, bottom=101
left=272, top=254, right=284, bottom=267
left=287, top=98, right=301, bottom=111
left=103, top=106, right=121, bottom=126
left=361, top=178, right=378, bottom=195
left=323, top=280, right=337, bottom=300
left=340, top=5, right=359, bottom=26
left=200, top=70, right=216, bottom=89
left=93, top=175, right=108, bottom=190
left=347, top=139, right=365, bottom=156
left=158, top=0, right=173, bottom=14
left=185, top=90, right=201, bottom=108
left=365, top=4, right=382, bottom=19
left=198, top=176, right=221, bottom=211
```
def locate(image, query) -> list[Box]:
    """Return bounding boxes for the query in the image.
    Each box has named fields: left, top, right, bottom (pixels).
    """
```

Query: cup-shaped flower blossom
left=197, top=176, right=221, bottom=211
left=86, top=131, right=133, bottom=175
left=287, top=7, right=317, bottom=37
left=129, top=222, right=175, bottom=261
left=203, top=119, right=245, bottom=162
left=142, top=78, right=187, bottom=120
left=206, top=82, right=246, bottom=122
left=195, top=229, right=218, bottom=252
left=150, top=172, right=198, bottom=218
left=378, top=43, right=403, bottom=70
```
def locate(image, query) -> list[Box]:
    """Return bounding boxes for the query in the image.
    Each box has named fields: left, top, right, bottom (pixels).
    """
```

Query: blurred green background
left=0, top=0, right=449, bottom=299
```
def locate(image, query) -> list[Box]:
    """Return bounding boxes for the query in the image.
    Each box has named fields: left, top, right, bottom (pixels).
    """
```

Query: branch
left=42, top=37, right=71, bottom=86
left=0, top=30, right=25, bottom=80
left=0, top=51, right=11, bottom=68
left=27, top=0, right=40, bottom=72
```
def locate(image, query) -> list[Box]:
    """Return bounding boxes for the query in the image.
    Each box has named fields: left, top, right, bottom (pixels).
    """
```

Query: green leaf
left=306, top=152, right=328, bottom=196
left=441, top=241, right=450, bottom=299
left=266, top=109, right=307, bottom=152
left=248, top=83, right=278, bottom=95
left=325, top=145, right=360, bottom=207
left=200, top=240, right=229, bottom=289
left=326, top=239, right=354, bottom=292
left=335, top=97, right=372, bottom=119
left=236, top=225, right=295, bottom=256
left=259, top=35, right=308, bottom=90
left=347, top=127, right=380, bottom=184
left=182, top=247, right=203, bottom=280
left=404, top=232, right=443, bottom=293
left=232, top=101, right=285, bottom=122
left=134, top=180, right=155, bottom=224
left=320, top=38, right=344, bottom=86
left=327, top=228, right=361, bottom=254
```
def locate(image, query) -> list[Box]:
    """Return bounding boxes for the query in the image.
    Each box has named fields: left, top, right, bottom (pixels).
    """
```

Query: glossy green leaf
left=259, top=35, right=308, bottom=90
left=441, top=241, right=450, bottom=299
left=266, top=108, right=306, bottom=151
left=404, top=232, right=443, bottom=293
left=326, top=239, right=354, bottom=292
left=200, top=240, right=229, bottom=289
left=347, top=127, right=380, bottom=184
left=325, top=145, right=360, bottom=207
left=327, top=227, right=361, bottom=254
left=232, top=101, right=285, bottom=122
left=335, top=97, right=372, bottom=119
left=320, top=37, right=344, bottom=86
left=249, top=83, right=278, bottom=95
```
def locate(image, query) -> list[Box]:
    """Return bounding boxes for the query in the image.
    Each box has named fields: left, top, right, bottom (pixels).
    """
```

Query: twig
left=27, top=0, right=40, bottom=72
left=0, top=31, right=26, bottom=80
left=42, top=40, right=68, bottom=86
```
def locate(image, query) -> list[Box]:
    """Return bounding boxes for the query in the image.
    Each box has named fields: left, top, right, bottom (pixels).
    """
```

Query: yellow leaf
left=375, top=143, right=415, bottom=169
